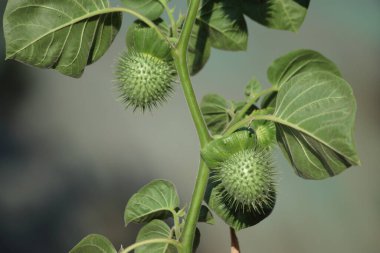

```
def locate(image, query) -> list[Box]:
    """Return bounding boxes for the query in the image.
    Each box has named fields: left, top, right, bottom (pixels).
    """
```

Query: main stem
left=171, top=0, right=211, bottom=252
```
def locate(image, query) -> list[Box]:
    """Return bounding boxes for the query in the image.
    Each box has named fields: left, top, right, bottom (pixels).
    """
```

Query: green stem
left=172, top=210, right=182, bottom=240
left=159, top=0, right=179, bottom=37
left=229, top=86, right=278, bottom=127
left=171, top=0, right=211, bottom=252
left=120, top=238, right=182, bottom=253
left=225, top=114, right=275, bottom=135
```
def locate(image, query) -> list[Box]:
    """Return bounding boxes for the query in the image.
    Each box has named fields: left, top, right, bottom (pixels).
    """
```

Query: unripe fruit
left=212, top=147, right=275, bottom=212
left=202, top=131, right=276, bottom=213
left=116, top=50, right=177, bottom=111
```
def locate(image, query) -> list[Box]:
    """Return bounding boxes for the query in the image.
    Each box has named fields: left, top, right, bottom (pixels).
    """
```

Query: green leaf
left=241, top=0, right=310, bottom=32
left=268, top=49, right=342, bottom=88
left=198, top=0, right=248, bottom=51
left=121, top=0, right=168, bottom=20
left=187, top=20, right=212, bottom=75
left=200, top=94, right=233, bottom=135
left=126, top=19, right=171, bottom=60
left=244, top=77, right=263, bottom=98
left=192, top=227, right=201, bottom=253
left=271, top=71, right=360, bottom=179
left=135, top=220, right=176, bottom=253
left=3, top=0, right=122, bottom=78
left=198, top=205, right=215, bottom=225
left=262, top=49, right=342, bottom=108
left=124, top=180, right=179, bottom=225
left=69, top=234, right=116, bottom=253
left=205, top=179, right=275, bottom=231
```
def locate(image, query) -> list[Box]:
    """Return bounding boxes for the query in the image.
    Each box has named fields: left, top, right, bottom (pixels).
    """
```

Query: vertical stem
left=171, top=0, right=210, bottom=252
left=230, top=228, right=241, bottom=253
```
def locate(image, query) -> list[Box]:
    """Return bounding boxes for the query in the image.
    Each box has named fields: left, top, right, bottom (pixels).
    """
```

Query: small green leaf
left=124, top=180, right=179, bottom=225
left=241, top=0, right=310, bottom=32
left=244, top=77, right=263, bottom=98
left=268, top=49, right=342, bottom=88
left=198, top=0, right=248, bottom=51
left=205, top=179, right=275, bottom=231
left=198, top=205, right=215, bottom=225
left=200, top=94, right=234, bottom=135
left=126, top=19, right=171, bottom=60
left=4, top=0, right=122, bottom=78
left=187, top=20, right=212, bottom=75
left=121, top=0, right=169, bottom=20
left=69, top=234, right=116, bottom=253
left=272, top=71, right=360, bottom=179
left=135, top=220, right=176, bottom=253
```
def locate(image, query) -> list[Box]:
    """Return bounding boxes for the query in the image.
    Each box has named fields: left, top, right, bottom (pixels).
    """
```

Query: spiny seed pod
left=115, top=50, right=177, bottom=111
left=202, top=131, right=276, bottom=213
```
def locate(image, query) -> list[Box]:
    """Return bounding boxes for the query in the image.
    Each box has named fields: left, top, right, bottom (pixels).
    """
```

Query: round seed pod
left=202, top=131, right=276, bottom=213
left=115, top=50, right=177, bottom=111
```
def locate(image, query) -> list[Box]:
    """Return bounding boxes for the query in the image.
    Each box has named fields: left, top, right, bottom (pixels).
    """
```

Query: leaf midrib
left=254, top=114, right=359, bottom=165
left=6, top=8, right=120, bottom=59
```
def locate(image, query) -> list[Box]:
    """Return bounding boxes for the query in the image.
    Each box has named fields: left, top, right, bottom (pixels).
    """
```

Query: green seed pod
left=251, top=108, right=276, bottom=148
left=202, top=131, right=276, bottom=213
left=115, top=50, right=177, bottom=111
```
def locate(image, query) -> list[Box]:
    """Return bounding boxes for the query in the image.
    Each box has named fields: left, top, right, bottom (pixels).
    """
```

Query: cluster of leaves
left=2, top=0, right=360, bottom=252
left=70, top=180, right=214, bottom=253
left=3, top=0, right=311, bottom=77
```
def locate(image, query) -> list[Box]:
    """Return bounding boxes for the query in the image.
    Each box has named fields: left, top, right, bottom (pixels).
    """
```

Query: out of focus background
left=1, top=1, right=379, bottom=252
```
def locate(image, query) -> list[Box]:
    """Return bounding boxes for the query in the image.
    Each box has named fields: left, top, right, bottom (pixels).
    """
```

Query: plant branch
left=229, top=86, right=278, bottom=127
left=120, top=238, right=182, bottom=253
left=230, top=228, right=241, bottom=253
left=158, top=0, right=179, bottom=37
left=171, top=1, right=211, bottom=251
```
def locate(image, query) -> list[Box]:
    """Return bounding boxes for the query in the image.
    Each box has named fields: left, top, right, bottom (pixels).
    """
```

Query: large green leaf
left=200, top=94, right=234, bottom=135
left=121, top=0, right=169, bottom=20
left=198, top=205, right=215, bottom=225
left=241, top=0, right=310, bottom=32
left=262, top=49, right=342, bottom=108
left=135, top=220, right=176, bottom=253
left=187, top=20, right=212, bottom=75
left=3, top=0, right=122, bottom=77
left=271, top=71, right=360, bottom=179
left=69, top=234, right=116, bottom=253
left=198, top=0, right=248, bottom=51
left=268, top=49, right=342, bottom=88
left=124, top=180, right=179, bottom=225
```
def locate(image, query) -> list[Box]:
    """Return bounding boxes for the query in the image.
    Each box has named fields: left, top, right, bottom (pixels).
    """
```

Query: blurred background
left=1, top=0, right=379, bottom=252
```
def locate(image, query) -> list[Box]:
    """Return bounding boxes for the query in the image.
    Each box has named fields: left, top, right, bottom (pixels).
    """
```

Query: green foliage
left=186, top=20, right=212, bottom=75
left=198, top=205, right=215, bottom=225
left=124, top=180, right=179, bottom=225
left=263, top=49, right=342, bottom=107
left=135, top=220, right=176, bottom=253
left=3, top=0, right=122, bottom=77
left=198, top=0, right=248, bottom=51
left=70, top=234, right=116, bottom=253
left=268, top=49, right=341, bottom=87
left=200, top=94, right=234, bottom=135
left=273, top=71, right=360, bottom=179
left=241, top=0, right=310, bottom=32
left=121, top=0, right=169, bottom=20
